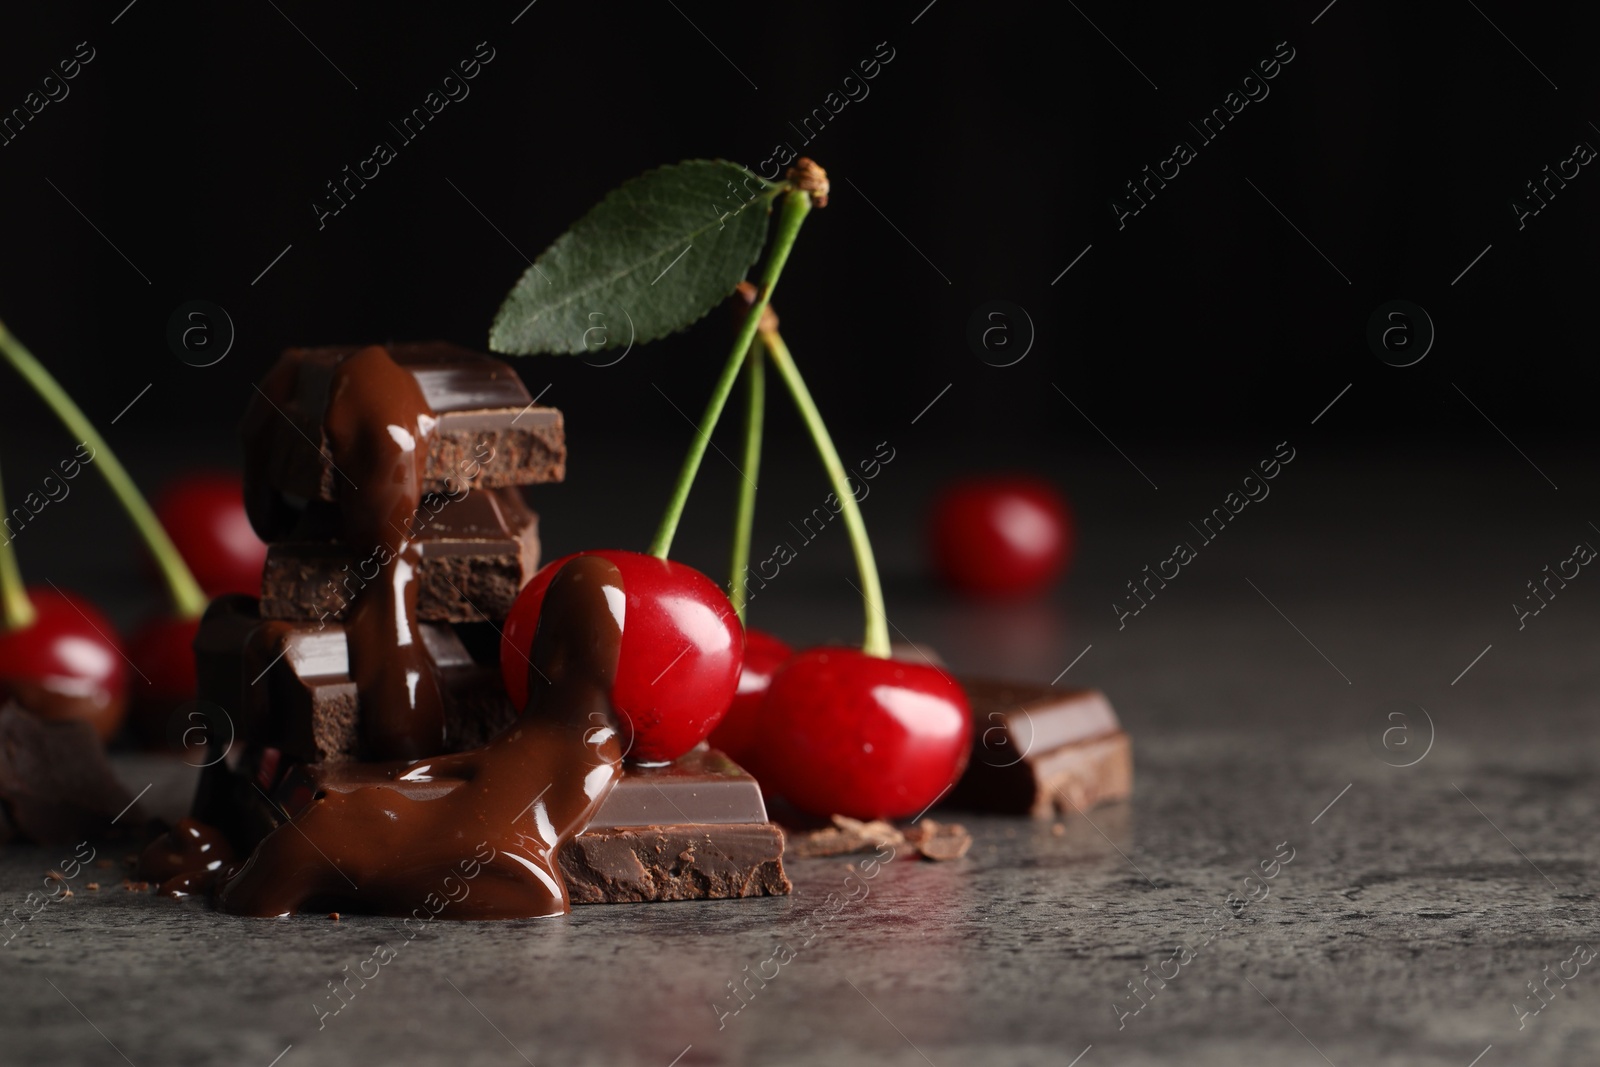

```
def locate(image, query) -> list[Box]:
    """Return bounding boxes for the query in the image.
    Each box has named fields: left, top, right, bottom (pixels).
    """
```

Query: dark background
left=1, top=1, right=1595, bottom=443
left=0, top=0, right=1595, bottom=632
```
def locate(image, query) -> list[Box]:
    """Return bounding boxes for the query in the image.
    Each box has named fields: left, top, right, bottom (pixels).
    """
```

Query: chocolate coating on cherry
left=501, top=549, right=744, bottom=764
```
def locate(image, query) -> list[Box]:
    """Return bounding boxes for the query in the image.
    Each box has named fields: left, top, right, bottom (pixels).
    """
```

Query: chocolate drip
left=215, top=556, right=626, bottom=919
left=322, top=346, right=446, bottom=760
left=137, top=818, right=235, bottom=898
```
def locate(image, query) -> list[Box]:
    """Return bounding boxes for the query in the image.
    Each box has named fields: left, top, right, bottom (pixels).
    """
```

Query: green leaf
left=489, top=160, right=781, bottom=355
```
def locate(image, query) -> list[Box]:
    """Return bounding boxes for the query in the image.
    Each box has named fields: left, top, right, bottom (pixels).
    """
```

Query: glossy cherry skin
left=759, top=648, right=972, bottom=820
left=706, top=628, right=792, bottom=776
left=154, top=472, right=268, bottom=597
left=929, top=476, right=1073, bottom=599
left=501, top=549, right=744, bottom=763
left=0, top=588, right=128, bottom=742
left=125, top=615, right=200, bottom=747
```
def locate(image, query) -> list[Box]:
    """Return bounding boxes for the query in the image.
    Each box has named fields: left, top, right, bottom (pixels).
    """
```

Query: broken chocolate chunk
left=561, top=823, right=790, bottom=904
left=944, top=678, right=1132, bottom=817
left=788, top=815, right=970, bottom=862
left=788, top=815, right=904, bottom=858
left=243, top=342, right=565, bottom=538
left=0, top=702, right=143, bottom=844
left=903, top=818, right=972, bottom=861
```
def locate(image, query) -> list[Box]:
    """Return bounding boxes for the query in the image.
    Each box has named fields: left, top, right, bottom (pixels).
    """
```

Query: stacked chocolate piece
left=192, top=343, right=789, bottom=905
left=207, top=342, right=561, bottom=765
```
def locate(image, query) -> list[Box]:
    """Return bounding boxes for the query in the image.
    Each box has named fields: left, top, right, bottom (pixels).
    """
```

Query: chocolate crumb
left=45, top=870, right=65, bottom=883
left=904, top=819, right=972, bottom=862
left=789, top=815, right=905, bottom=858
left=85, top=883, right=100, bottom=891
left=59, top=888, right=72, bottom=899
left=328, top=912, right=341, bottom=921
left=1051, top=823, right=1066, bottom=837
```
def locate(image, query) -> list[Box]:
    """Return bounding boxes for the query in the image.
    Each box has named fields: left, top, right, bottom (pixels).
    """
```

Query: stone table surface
left=1, top=449, right=1597, bottom=1066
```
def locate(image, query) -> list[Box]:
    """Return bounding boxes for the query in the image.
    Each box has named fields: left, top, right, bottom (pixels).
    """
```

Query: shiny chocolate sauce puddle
left=215, top=554, right=625, bottom=918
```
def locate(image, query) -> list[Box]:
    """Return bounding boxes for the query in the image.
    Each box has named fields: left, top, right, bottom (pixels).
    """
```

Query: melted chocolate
left=215, top=555, right=626, bottom=919
left=137, top=818, right=235, bottom=897
left=323, top=346, right=446, bottom=761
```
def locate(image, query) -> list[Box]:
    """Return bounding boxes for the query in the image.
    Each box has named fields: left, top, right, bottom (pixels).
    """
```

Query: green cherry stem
left=648, top=188, right=814, bottom=559
left=0, top=462, right=36, bottom=631
left=0, top=318, right=208, bottom=621
left=727, top=336, right=766, bottom=621
left=760, top=326, right=890, bottom=658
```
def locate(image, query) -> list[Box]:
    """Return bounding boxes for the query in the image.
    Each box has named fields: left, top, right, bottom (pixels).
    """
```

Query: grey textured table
left=0, top=447, right=1595, bottom=1066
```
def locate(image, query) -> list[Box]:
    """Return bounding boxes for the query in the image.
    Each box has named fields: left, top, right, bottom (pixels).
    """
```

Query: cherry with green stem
left=0, top=317, right=215, bottom=742
left=501, top=168, right=825, bottom=763
left=0, top=451, right=130, bottom=741
left=0, top=318, right=207, bottom=621
left=742, top=319, right=972, bottom=820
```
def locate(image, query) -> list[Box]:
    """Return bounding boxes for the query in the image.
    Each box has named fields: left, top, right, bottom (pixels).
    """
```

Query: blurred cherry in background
left=928, top=476, right=1073, bottom=599
left=154, top=473, right=266, bottom=598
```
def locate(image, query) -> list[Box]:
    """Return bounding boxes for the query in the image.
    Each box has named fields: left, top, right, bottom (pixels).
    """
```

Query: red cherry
left=501, top=549, right=744, bottom=763
left=154, top=472, right=268, bottom=597
left=0, top=588, right=128, bottom=742
left=929, top=476, right=1073, bottom=598
left=125, top=615, right=200, bottom=747
left=707, top=628, right=792, bottom=775
left=759, top=647, right=971, bottom=820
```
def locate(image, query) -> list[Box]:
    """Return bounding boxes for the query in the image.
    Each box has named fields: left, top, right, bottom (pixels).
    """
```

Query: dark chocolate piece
left=0, top=702, right=143, bottom=844
left=243, top=342, right=564, bottom=518
left=215, top=555, right=627, bottom=918
left=260, top=487, right=541, bottom=624
left=588, top=748, right=769, bottom=827
left=944, top=678, right=1132, bottom=817
left=194, top=595, right=515, bottom=765
left=560, top=824, right=789, bottom=904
